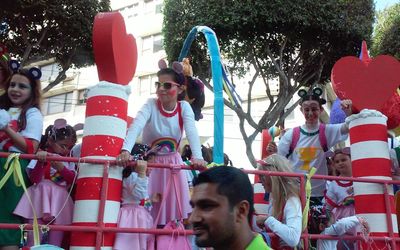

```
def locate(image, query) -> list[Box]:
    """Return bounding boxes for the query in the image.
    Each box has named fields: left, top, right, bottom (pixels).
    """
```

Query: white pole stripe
left=87, top=81, right=130, bottom=100
left=349, top=116, right=387, bottom=129
left=353, top=180, right=394, bottom=196
left=254, top=204, right=269, bottom=215
left=357, top=213, right=398, bottom=233
left=78, top=163, right=123, bottom=181
left=73, top=200, right=120, bottom=223
left=83, top=116, right=127, bottom=138
left=254, top=183, right=266, bottom=193
left=350, top=141, right=390, bottom=161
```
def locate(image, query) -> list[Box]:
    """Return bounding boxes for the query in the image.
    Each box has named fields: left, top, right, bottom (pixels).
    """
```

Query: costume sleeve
left=277, top=128, right=293, bottom=157
left=21, top=108, right=43, bottom=142
left=122, top=99, right=153, bottom=152
left=59, top=166, right=76, bottom=185
left=323, top=216, right=360, bottom=236
left=324, top=183, right=338, bottom=211
left=326, top=123, right=348, bottom=148
left=27, top=160, right=44, bottom=184
left=181, top=101, right=203, bottom=159
left=264, top=196, right=302, bottom=247
left=124, top=172, right=148, bottom=201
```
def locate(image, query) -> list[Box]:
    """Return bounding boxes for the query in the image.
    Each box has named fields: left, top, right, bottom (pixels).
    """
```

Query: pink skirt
left=333, top=204, right=355, bottom=222
left=149, top=152, right=192, bottom=225
left=13, top=179, right=73, bottom=225
left=114, top=204, right=154, bottom=250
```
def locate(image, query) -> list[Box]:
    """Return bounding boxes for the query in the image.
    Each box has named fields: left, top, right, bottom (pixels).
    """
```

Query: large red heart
left=92, top=12, right=137, bottom=85
left=331, top=55, right=400, bottom=112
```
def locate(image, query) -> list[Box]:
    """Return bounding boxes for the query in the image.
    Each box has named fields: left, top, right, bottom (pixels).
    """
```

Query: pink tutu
left=149, top=152, right=192, bottom=225
left=114, top=204, right=154, bottom=250
left=14, top=179, right=73, bottom=225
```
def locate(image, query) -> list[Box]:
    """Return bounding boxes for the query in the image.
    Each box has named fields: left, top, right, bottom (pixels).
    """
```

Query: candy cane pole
left=349, top=111, right=399, bottom=249
left=70, top=12, right=136, bottom=249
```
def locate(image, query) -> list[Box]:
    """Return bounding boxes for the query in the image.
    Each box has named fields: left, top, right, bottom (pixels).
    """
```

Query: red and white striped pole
left=349, top=111, right=399, bottom=249
left=70, top=12, right=137, bottom=249
left=70, top=83, right=130, bottom=249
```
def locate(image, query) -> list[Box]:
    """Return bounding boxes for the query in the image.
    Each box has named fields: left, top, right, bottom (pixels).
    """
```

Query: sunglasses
left=155, top=81, right=180, bottom=90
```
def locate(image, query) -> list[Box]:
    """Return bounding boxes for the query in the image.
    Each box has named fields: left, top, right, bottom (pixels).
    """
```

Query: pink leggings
left=27, top=219, right=64, bottom=247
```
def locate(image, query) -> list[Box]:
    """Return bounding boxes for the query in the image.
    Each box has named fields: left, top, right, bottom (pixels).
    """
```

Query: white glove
left=0, top=109, right=11, bottom=130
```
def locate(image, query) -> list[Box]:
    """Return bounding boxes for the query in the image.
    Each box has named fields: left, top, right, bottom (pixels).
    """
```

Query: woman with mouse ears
left=117, top=59, right=206, bottom=227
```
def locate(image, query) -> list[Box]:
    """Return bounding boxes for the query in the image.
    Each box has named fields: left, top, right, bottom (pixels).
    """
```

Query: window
left=40, top=63, right=60, bottom=82
left=153, top=34, right=164, bottom=53
left=141, top=34, right=164, bottom=55
left=121, top=3, right=139, bottom=19
left=42, top=92, right=73, bottom=115
left=78, top=89, right=87, bottom=104
left=155, top=2, right=163, bottom=14
left=142, top=36, right=153, bottom=56
left=139, top=74, right=157, bottom=96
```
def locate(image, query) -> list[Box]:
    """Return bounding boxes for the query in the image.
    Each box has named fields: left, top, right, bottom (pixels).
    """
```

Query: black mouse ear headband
left=298, top=87, right=326, bottom=105
left=9, top=59, right=42, bottom=80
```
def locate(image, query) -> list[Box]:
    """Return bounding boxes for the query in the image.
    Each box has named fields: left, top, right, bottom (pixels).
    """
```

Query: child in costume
left=316, top=213, right=369, bottom=250
left=0, top=61, right=43, bottom=248
left=324, top=147, right=354, bottom=221
left=14, top=119, right=77, bottom=247
left=114, top=144, right=155, bottom=250
left=255, top=154, right=302, bottom=249
left=324, top=147, right=355, bottom=249
left=117, top=60, right=206, bottom=226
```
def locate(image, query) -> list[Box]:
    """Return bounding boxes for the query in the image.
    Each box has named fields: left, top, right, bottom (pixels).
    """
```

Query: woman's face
left=8, top=74, right=32, bottom=107
left=156, top=74, right=183, bottom=106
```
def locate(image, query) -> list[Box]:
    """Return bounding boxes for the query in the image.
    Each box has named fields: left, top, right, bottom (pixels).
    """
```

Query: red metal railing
left=1, top=152, right=400, bottom=249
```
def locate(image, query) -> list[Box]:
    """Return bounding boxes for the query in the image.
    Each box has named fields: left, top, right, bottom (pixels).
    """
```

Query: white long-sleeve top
left=122, top=98, right=202, bottom=159
left=121, top=172, right=148, bottom=205
left=317, top=216, right=360, bottom=250
left=264, top=196, right=302, bottom=248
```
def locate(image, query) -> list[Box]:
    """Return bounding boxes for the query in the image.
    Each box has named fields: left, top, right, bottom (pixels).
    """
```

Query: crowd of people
left=0, top=45, right=396, bottom=250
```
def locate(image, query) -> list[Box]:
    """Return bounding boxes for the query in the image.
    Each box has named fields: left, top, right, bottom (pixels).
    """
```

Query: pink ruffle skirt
left=114, top=204, right=154, bottom=250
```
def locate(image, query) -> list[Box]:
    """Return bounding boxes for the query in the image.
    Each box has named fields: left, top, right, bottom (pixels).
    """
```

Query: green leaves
left=372, top=3, right=400, bottom=60
left=0, top=0, right=111, bottom=87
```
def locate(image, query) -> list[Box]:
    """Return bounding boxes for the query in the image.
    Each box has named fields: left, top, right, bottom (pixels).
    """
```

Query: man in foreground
left=189, top=166, right=270, bottom=250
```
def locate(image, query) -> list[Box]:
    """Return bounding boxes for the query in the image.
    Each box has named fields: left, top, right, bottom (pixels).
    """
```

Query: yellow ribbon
left=302, top=166, right=317, bottom=230
left=206, top=162, right=224, bottom=168
left=0, top=153, right=40, bottom=245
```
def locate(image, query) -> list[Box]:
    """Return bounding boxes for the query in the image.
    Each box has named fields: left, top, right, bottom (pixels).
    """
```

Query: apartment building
left=41, top=0, right=307, bottom=169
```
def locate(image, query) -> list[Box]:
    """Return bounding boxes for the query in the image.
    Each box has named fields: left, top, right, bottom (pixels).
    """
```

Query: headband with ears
left=158, top=59, right=183, bottom=74
left=298, top=87, right=326, bottom=105
left=9, top=59, right=42, bottom=80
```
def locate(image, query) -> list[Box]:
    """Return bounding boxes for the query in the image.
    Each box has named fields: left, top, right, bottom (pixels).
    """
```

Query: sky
left=375, top=0, right=399, bottom=11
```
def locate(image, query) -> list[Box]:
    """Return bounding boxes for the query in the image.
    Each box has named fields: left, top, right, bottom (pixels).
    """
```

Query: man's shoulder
left=245, top=234, right=271, bottom=250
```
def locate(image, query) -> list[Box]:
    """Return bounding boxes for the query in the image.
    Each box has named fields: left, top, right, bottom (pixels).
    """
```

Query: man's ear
left=235, top=200, right=250, bottom=223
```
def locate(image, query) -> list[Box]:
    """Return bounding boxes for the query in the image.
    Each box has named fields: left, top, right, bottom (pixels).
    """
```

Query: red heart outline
left=331, top=55, right=400, bottom=112
left=92, top=12, right=137, bottom=85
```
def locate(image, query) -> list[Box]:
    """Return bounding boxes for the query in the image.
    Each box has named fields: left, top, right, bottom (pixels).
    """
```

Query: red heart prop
left=331, top=55, right=400, bottom=112
left=92, top=12, right=137, bottom=85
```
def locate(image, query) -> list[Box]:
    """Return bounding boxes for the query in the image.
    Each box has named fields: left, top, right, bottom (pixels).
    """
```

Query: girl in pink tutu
left=114, top=147, right=155, bottom=250
left=117, top=60, right=206, bottom=226
left=324, top=147, right=355, bottom=249
left=14, top=118, right=77, bottom=246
